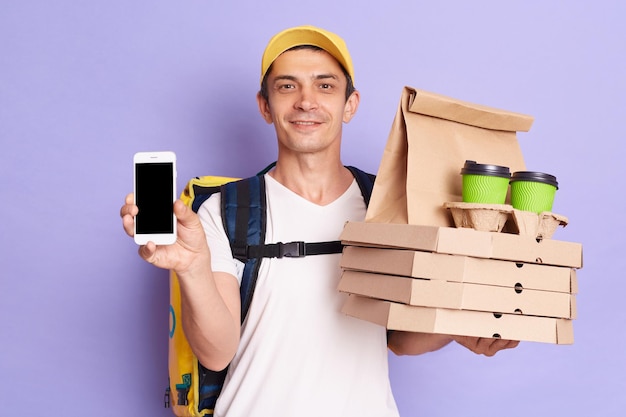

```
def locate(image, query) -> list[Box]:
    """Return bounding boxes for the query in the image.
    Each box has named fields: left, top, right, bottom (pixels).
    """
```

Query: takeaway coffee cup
left=460, top=160, right=511, bottom=204
left=509, top=171, right=559, bottom=213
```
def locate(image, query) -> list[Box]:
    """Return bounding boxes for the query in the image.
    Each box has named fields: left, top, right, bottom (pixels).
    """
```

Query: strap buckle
left=278, top=241, right=305, bottom=258
left=232, top=245, right=248, bottom=260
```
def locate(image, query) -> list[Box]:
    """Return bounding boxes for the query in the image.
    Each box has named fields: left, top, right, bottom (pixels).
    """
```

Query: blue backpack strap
left=220, top=175, right=267, bottom=320
left=345, top=165, right=376, bottom=206
left=190, top=184, right=222, bottom=213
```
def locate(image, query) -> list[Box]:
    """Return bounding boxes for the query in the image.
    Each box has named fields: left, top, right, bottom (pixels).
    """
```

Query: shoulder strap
left=220, top=175, right=267, bottom=321
left=345, top=165, right=376, bottom=206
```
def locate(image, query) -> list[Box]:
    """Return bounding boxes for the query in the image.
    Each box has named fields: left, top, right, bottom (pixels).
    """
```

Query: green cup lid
left=460, top=160, right=511, bottom=178
left=510, top=171, right=558, bottom=189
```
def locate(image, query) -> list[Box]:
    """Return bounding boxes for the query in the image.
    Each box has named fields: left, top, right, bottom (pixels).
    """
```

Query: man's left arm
left=388, top=331, right=519, bottom=357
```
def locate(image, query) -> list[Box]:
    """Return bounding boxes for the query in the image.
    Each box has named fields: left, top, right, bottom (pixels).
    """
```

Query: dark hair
left=259, top=45, right=356, bottom=102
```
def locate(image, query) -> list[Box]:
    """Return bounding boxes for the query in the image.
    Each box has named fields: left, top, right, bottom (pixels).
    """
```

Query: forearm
left=388, top=331, right=453, bottom=356
left=178, top=268, right=241, bottom=371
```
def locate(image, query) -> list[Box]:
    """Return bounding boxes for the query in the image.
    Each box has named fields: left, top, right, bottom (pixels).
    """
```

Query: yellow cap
left=260, top=25, right=355, bottom=85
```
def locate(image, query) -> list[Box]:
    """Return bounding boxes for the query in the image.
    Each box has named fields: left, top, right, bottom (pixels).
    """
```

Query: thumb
left=173, top=199, right=191, bottom=220
left=173, top=200, right=202, bottom=228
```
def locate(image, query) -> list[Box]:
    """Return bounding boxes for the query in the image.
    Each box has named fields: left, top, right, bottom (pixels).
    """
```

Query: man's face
left=257, top=48, right=359, bottom=156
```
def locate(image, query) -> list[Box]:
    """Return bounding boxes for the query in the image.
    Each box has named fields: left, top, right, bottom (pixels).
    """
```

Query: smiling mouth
left=291, top=121, right=321, bottom=126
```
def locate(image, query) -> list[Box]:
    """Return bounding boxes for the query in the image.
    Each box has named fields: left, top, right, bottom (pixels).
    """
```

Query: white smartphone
left=133, top=151, right=177, bottom=245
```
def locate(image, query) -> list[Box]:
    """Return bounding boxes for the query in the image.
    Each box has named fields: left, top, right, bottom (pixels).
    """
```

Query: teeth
left=293, top=121, right=316, bottom=125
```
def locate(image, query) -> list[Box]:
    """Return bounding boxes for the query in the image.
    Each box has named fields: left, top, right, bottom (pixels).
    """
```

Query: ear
left=342, top=90, right=360, bottom=123
left=257, top=92, right=273, bottom=124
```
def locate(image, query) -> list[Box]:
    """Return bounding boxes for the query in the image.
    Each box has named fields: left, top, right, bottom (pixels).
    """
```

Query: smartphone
left=133, top=151, right=177, bottom=245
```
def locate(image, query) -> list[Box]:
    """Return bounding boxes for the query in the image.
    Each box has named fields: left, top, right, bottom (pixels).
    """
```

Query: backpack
left=166, top=163, right=375, bottom=416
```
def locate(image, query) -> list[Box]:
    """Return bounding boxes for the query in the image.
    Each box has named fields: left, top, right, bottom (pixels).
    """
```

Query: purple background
left=1, top=1, right=624, bottom=416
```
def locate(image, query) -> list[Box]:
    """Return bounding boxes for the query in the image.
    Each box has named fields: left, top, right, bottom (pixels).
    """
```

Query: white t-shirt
left=198, top=174, right=399, bottom=417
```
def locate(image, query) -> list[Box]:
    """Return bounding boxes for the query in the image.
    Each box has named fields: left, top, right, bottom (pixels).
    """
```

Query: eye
left=274, top=80, right=297, bottom=92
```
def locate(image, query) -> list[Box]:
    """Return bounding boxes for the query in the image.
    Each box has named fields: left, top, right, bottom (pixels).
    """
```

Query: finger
left=120, top=199, right=138, bottom=237
left=455, top=335, right=480, bottom=351
left=138, top=241, right=158, bottom=264
left=119, top=200, right=138, bottom=219
left=125, top=193, right=134, bottom=205
left=475, top=337, right=496, bottom=356
left=122, top=213, right=135, bottom=237
left=484, top=338, right=520, bottom=356
left=501, top=339, right=520, bottom=350
left=454, top=335, right=520, bottom=356
left=483, top=338, right=503, bottom=356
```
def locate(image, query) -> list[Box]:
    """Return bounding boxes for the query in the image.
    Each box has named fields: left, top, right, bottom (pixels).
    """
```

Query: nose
left=295, top=85, right=318, bottom=111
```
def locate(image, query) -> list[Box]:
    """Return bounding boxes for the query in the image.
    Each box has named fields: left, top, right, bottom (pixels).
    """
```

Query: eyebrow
left=272, top=73, right=339, bottom=83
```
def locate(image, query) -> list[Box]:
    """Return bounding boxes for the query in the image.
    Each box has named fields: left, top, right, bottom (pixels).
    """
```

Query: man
left=121, top=25, right=518, bottom=416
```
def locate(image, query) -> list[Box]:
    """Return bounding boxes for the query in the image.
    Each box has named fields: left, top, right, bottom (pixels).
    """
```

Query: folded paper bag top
left=365, top=86, right=533, bottom=227
left=406, top=88, right=534, bottom=132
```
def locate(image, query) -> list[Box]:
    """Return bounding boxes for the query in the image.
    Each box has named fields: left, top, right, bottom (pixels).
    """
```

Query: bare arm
left=388, top=331, right=519, bottom=357
left=388, top=331, right=453, bottom=356
left=178, top=269, right=241, bottom=371
left=121, top=195, right=240, bottom=370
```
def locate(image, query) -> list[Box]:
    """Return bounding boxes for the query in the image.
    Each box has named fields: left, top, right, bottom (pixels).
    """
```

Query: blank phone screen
left=135, top=162, right=174, bottom=234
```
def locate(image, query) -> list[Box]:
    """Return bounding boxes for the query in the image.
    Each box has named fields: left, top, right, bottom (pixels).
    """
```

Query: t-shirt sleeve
left=196, top=193, right=244, bottom=284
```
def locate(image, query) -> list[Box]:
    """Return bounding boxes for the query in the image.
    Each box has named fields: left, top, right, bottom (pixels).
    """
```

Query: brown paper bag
left=366, top=86, right=534, bottom=227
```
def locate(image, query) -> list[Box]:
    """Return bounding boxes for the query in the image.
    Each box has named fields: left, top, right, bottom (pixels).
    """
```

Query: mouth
left=290, top=120, right=322, bottom=126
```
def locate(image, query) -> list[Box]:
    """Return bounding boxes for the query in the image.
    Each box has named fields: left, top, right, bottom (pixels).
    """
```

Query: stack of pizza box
left=338, top=207, right=582, bottom=344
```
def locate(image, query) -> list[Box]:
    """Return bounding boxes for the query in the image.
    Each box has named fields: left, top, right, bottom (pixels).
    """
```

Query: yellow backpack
left=167, top=175, right=239, bottom=416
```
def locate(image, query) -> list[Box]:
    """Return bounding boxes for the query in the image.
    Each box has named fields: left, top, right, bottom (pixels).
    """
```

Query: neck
left=269, top=154, right=353, bottom=206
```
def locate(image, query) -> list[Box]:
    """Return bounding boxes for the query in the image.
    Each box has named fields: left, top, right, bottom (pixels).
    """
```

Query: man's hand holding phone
left=121, top=151, right=211, bottom=276
left=121, top=194, right=210, bottom=275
